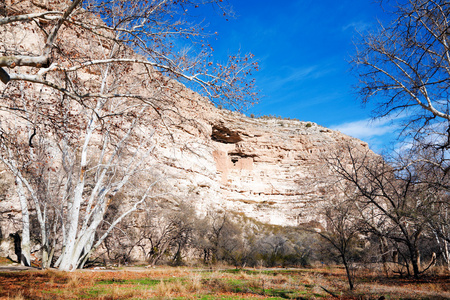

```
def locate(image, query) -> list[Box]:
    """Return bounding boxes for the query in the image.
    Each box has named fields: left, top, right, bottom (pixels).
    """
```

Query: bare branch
left=0, top=11, right=62, bottom=25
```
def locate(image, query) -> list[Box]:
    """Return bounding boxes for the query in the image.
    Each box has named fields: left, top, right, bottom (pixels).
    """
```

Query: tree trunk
left=342, top=255, right=354, bottom=290
left=15, top=177, right=31, bottom=267
left=58, top=123, right=95, bottom=271
left=410, top=246, right=421, bottom=278
left=379, top=236, right=389, bottom=277
left=444, top=239, right=450, bottom=272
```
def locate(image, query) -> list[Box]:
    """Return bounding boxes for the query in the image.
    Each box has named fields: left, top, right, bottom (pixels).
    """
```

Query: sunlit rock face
left=152, top=104, right=370, bottom=226
left=0, top=79, right=371, bottom=233
left=0, top=0, right=372, bottom=245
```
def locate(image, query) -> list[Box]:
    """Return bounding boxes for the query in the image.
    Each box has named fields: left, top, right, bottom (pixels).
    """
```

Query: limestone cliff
left=0, top=0, right=373, bottom=261
left=151, top=106, right=370, bottom=227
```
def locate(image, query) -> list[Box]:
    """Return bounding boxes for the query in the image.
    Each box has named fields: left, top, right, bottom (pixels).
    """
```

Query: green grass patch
left=226, top=278, right=245, bottom=286
left=312, top=293, right=327, bottom=298
left=97, top=278, right=126, bottom=284
left=41, top=289, right=66, bottom=295
left=192, top=296, right=285, bottom=300
left=261, top=288, right=320, bottom=299
left=80, top=286, right=106, bottom=298
left=221, top=268, right=305, bottom=276
left=97, top=278, right=161, bottom=286
left=220, top=268, right=243, bottom=274
left=127, top=278, right=161, bottom=286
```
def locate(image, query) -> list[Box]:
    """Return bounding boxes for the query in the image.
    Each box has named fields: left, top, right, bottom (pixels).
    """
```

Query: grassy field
left=0, top=263, right=449, bottom=299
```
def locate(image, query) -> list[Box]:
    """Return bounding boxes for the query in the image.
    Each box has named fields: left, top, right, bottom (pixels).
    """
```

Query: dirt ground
left=0, top=259, right=449, bottom=300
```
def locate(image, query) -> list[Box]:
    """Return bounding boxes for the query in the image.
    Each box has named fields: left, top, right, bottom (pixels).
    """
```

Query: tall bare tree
left=353, top=0, right=450, bottom=141
left=1, top=0, right=258, bottom=110
left=352, top=0, right=450, bottom=273
left=329, top=145, right=442, bottom=278
left=316, top=198, right=360, bottom=290
left=0, top=0, right=258, bottom=270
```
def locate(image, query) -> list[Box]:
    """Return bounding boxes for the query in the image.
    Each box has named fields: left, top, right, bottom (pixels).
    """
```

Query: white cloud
left=263, top=64, right=332, bottom=92
left=342, top=21, right=371, bottom=32
left=331, top=117, right=397, bottom=140
left=331, top=116, right=403, bottom=153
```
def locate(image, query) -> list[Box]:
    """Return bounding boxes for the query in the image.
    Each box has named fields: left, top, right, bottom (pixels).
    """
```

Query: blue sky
left=195, top=0, right=400, bottom=153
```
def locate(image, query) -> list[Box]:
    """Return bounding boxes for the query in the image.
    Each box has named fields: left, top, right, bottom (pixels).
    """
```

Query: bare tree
left=353, top=0, right=450, bottom=144
left=0, top=0, right=258, bottom=111
left=204, top=211, right=246, bottom=267
left=306, top=196, right=360, bottom=290
left=132, top=204, right=196, bottom=266
left=141, top=211, right=179, bottom=266
left=329, top=145, right=442, bottom=278
left=405, top=147, right=450, bottom=270
left=352, top=0, right=450, bottom=274
left=258, top=234, right=291, bottom=268
left=204, top=210, right=232, bottom=264
left=0, top=86, right=159, bottom=270
left=0, top=0, right=258, bottom=270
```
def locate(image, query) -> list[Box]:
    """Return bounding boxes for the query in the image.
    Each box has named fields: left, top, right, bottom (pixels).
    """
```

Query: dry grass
left=66, top=272, right=80, bottom=289
left=0, top=265, right=448, bottom=299
left=237, top=269, right=252, bottom=280
left=155, top=279, right=185, bottom=297
left=184, top=272, right=202, bottom=292
left=0, top=257, right=13, bottom=265
left=10, top=293, right=25, bottom=300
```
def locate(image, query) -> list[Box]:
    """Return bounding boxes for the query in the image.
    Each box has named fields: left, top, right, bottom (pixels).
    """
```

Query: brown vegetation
left=0, top=265, right=448, bottom=299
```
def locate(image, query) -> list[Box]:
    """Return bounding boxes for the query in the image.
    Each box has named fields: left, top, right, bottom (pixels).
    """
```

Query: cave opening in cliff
left=211, top=125, right=242, bottom=144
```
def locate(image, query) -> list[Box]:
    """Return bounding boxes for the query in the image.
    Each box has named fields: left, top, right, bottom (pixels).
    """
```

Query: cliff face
left=150, top=105, right=370, bottom=226
left=0, top=1, right=374, bottom=262
left=0, top=84, right=370, bottom=231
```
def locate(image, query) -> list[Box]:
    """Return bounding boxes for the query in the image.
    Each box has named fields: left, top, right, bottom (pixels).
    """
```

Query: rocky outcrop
left=151, top=106, right=370, bottom=227
left=0, top=0, right=373, bottom=258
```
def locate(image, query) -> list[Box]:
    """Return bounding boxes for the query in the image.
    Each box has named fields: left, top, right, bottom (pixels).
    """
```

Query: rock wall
left=151, top=107, right=370, bottom=227
left=0, top=0, right=373, bottom=260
